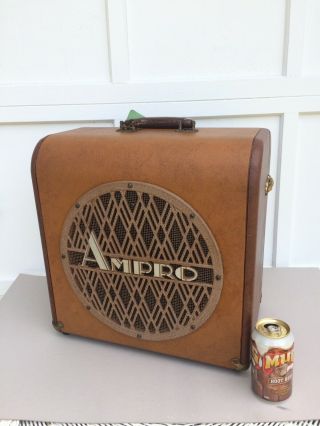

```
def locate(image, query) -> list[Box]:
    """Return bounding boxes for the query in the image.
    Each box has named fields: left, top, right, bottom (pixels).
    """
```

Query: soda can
left=251, top=318, right=294, bottom=401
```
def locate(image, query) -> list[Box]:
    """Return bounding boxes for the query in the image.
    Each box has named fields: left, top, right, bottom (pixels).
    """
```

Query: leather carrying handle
left=119, top=117, right=197, bottom=132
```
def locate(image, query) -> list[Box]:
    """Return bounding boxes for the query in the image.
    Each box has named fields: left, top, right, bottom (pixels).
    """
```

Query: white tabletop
left=0, top=268, right=319, bottom=423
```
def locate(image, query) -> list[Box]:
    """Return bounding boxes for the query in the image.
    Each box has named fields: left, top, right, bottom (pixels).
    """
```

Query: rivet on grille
left=61, top=254, right=66, bottom=259
left=190, top=213, right=195, bottom=219
left=128, top=183, right=133, bottom=189
left=86, top=306, right=91, bottom=310
left=75, top=202, right=80, bottom=208
left=190, top=324, right=196, bottom=330
left=216, top=274, right=221, bottom=281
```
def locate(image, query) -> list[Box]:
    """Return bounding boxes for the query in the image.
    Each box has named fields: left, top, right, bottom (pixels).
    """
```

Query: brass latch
left=265, top=174, right=274, bottom=195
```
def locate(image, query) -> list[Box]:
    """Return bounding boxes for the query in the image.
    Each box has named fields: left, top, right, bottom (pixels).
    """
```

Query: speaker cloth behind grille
left=61, top=181, right=223, bottom=341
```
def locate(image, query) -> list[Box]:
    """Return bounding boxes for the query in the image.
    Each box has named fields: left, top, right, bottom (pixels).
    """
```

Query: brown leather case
left=31, top=118, right=271, bottom=370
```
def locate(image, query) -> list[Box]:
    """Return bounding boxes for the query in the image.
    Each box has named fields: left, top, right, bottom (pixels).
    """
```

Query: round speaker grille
left=61, top=181, right=223, bottom=341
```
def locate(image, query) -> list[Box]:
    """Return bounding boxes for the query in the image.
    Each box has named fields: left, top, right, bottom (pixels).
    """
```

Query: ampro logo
left=82, top=232, right=199, bottom=282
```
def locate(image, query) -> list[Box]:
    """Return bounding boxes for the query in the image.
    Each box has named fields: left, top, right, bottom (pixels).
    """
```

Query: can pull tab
left=265, top=174, right=274, bottom=195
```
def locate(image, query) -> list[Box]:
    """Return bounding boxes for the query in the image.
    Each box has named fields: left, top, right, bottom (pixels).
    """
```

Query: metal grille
left=61, top=181, right=223, bottom=341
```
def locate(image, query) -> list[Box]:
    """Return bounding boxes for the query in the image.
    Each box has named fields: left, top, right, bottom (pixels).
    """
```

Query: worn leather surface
left=241, top=129, right=271, bottom=364
left=32, top=127, right=269, bottom=369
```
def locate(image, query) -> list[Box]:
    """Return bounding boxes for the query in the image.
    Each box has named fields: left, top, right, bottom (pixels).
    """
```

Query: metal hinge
left=175, top=119, right=198, bottom=133
left=118, top=121, right=139, bottom=132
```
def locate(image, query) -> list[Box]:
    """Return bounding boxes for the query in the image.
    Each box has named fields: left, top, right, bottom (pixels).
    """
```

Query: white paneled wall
left=0, top=0, right=110, bottom=82
left=128, top=0, right=287, bottom=81
left=0, top=0, right=320, bottom=294
left=290, top=114, right=320, bottom=266
left=303, top=0, right=320, bottom=75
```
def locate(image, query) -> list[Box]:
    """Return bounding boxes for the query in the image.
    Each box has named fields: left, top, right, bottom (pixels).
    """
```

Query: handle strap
left=119, top=117, right=197, bottom=132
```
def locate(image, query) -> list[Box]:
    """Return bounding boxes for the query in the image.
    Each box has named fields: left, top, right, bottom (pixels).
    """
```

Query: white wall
left=1, top=0, right=320, bottom=293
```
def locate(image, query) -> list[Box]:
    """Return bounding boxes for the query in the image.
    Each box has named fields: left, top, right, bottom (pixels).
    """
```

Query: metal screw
left=128, top=183, right=133, bottom=189
left=190, top=324, right=196, bottom=330
left=75, top=202, right=80, bottom=208
left=216, top=274, right=221, bottom=281
left=190, top=213, right=195, bottom=219
left=61, top=254, right=66, bottom=259
left=86, top=305, right=91, bottom=310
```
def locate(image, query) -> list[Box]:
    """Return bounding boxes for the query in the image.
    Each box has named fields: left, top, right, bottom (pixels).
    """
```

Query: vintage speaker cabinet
left=32, top=117, right=273, bottom=370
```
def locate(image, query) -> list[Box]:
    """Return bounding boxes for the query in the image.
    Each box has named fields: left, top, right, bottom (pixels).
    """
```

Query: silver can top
left=255, top=318, right=290, bottom=339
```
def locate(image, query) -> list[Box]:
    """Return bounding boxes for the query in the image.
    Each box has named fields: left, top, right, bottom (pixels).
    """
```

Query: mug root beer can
left=251, top=318, right=294, bottom=401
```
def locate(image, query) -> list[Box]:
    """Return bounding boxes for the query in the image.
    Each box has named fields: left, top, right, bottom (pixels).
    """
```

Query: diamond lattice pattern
left=65, top=188, right=220, bottom=339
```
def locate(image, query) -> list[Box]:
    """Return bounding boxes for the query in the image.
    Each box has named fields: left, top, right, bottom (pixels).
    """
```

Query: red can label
left=251, top=340, right=294, bottom=401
